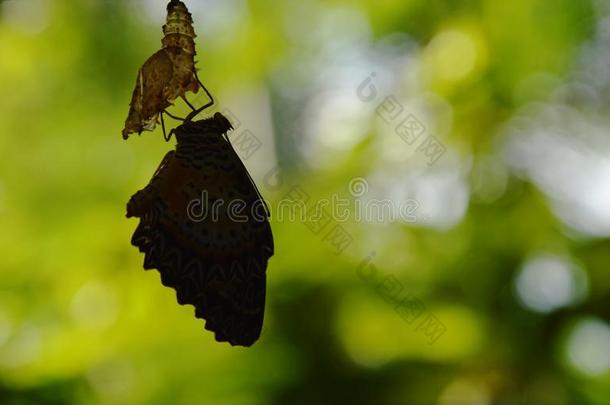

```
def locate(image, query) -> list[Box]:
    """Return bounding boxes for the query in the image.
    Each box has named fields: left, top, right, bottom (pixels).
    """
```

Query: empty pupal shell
left=122, top=0, right=200, bottom=140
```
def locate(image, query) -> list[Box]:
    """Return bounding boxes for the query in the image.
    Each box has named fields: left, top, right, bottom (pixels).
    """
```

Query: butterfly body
left=127, top=113, right=274, bottom=346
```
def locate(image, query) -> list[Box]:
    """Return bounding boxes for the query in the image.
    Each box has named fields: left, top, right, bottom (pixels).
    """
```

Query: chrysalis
left=126, top=113, right=274, bottom=346
left=122, top=0, right=212, bottom=140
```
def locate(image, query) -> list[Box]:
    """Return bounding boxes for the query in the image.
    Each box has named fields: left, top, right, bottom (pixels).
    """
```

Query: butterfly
left=126, top=112, right=274, bottom=346
left=122, top=0, right=212, bottom=140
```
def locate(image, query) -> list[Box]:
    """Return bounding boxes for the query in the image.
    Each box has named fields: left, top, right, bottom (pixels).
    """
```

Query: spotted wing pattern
left=126, top=113, right=274, bottom=346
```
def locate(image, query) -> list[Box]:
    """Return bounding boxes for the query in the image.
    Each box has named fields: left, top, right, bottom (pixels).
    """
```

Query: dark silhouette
left=126, top=113, right=274, bottom=346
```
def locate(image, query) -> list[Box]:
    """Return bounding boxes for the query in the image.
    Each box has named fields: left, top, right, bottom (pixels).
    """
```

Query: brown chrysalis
left=122, top=0, right=212, bottom=140
left=126, top=113, right=274, bottom=346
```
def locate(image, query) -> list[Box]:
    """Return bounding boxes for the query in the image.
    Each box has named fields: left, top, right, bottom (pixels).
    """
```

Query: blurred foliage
left=0, top=0, right=609, bottom=404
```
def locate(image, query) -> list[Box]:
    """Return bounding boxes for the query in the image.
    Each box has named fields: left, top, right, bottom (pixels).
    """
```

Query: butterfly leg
left=163, top=110, right=185, bottom=121
left=181, top=95, right=197, bottom=111
left=160, top=111, right=169, bottom=141
left=161, top=111, right=181, bottom=141
left=185, top=73, right=215, bottom=122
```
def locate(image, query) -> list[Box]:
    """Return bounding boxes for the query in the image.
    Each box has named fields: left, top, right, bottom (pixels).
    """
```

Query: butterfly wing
left=127, top=114, right=273, bottom=346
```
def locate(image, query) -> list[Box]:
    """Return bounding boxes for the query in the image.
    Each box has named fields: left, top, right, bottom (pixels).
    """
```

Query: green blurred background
left=1, top=0, right=610, bottom=404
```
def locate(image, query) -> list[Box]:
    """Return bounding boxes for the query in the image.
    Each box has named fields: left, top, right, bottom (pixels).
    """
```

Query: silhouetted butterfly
left=122, top=0, right=213, bottom=140
left=126, top=112, right=274, bottom=346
